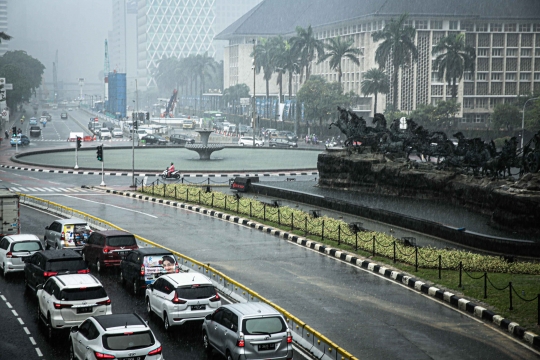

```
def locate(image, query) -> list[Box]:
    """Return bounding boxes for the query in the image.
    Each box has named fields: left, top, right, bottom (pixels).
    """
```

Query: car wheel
left=44, top=238, right=50, bottom=250
left=96, top=259, right=102, bottom=273
left=240, top=143, right=244, bottom=146
left=226, top=350, right=233, bottom=360
left=120, top=271, right=126, bottom=285
left=203, top=331, right=212, bottom=354
left=54, top=242, right=59, bottom=250
left=46, top=314, right=54, bottom=340
left=1, top=263, right=6, bottom=277
left=133, top=280, right=138, bottom=295
left=37, top=304, right=42, bottom=323
left=163, top=312, right=170, bottom=331
left=69, top=342, right=75, bottom=360
left=146, top=297, right=152, bottom=316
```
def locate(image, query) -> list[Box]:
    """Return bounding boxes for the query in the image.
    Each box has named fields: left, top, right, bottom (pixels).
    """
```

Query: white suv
left=0, top=234, right=43, bottom=276
left=145, top=272, right=221, bottom=330
left=238, top=136, right=264, bottom=146
left=69, top=313, right=163, bottom=360
left=37, top=273, right=112, bottom=340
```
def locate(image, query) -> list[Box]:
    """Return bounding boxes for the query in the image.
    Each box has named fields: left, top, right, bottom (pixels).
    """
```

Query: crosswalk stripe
left=41, top=188, right=55, bottom=192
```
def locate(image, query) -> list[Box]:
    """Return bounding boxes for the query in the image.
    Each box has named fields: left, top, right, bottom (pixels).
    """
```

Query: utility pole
left=252, top=38, right=256, bottom=147
left=130, top=79, right=138, bottom=188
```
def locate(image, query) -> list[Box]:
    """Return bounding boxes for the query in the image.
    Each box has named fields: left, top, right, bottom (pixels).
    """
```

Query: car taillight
left=53, top=302, right=72, bottom=309
left=172, top=292, right=187, bottom=304
left=43, top=271, right=58, bottom=277
left=148, top=346, right=162, bottom=355
left=287, top=330, right=293, bottom=343
left=60, top=232, right=65, bottom=240
left=140, top=265, right=145, bottom=276
left=210, top=291, right=220, bottom=302
left=94, top=351, right=115, bottom=359
left=236, top=332, right=245, bottom=347
left=77, top=269, right=90, bottom=274
left=96, top=299, right=111, bottom=305
left=103, top=247, right=111, bottom=253
left=6, top=252, right=16, bottom=258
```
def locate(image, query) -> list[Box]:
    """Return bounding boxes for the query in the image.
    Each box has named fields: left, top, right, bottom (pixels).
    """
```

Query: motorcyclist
left=167, top=162, right=175, bottom=178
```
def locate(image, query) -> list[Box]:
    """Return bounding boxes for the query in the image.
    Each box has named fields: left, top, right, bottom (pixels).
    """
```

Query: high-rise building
left=0, top=0, right=8, bottom=56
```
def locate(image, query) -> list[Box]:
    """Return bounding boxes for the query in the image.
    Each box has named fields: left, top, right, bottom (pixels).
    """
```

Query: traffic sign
left=240, top=98, right=250, bottom=106
left=94, top=117, right=99, bottom=122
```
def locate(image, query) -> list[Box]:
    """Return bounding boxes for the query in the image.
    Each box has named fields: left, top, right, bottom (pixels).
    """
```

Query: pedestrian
left=5, top=130, right=9, bottom=139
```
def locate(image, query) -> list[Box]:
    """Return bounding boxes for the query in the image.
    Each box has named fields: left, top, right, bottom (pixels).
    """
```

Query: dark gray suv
left=202, top=303, right=293, bottom=360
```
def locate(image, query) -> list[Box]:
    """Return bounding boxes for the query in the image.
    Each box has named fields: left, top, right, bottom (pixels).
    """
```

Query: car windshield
left=106, top=235, right=137, bottom=247
left=103, top=331, right=155, bottom=350
left=12, top=241, right=42, bottom=252
left=242, top=316, right=286, bottom=335
left=47, top=259, right=86, bottom=271
left=176, top=284, right=215, bottom=300
left=59, top=286, right=107, bottom=301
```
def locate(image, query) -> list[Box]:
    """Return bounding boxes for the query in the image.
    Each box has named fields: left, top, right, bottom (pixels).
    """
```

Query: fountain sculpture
left=185, top=130, right=224, bottom=160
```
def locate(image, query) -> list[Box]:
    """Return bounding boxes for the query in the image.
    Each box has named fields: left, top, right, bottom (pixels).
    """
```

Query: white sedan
left=112, top=128, right=123, bottom=138
left=238, top=136, right=264, bottom=146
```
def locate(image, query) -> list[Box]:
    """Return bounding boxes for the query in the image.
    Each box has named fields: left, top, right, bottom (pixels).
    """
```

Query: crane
left=165, top=89, right=178, bottom=118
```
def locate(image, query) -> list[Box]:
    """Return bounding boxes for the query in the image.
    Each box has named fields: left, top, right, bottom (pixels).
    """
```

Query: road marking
left=17, top=317, right=24, bottom=325
left=11, top=309, right=17, bottom=316
left=63, top=195, right=158, bottom=218
left=24, top=327, right=30, bottom=334
left=0, top=295, right=6, bottom=301
left=29, top=337, right=36, bottom=345
left=35, top=348, right=43, bottom=357
left=6, top=302, right=11, bottom=308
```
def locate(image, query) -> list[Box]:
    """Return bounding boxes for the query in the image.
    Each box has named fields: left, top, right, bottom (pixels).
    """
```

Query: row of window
left=471, top=73, right=540, bottom=81
left=477, top=48, right=540, bottom=57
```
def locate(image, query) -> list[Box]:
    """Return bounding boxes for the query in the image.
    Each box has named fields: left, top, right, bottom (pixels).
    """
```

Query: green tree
left=251, top=38, right=277, bottom=114
left=275, top=40, right=301, bottom=101
left=409, top=104, right=437, bottom=127
left=292, top=25, right=325, bottom=83
left=361, top=68, right=390, bottom=114
left=372, top=14, right=418, bottom=110
left=297, top=76, right=345, bottom=128
left=192, top=52, right=218, bottom=96
left=154, top=57, right=183, bottom=94
left=0, top=50, right=45, bottom=109
left=223, top=84, right=250, bottom=114
left=434, top=100, right=460, bottom=129
left=432, top=33, right=476, bottom=99
left=319, top=36, right=362, bottom=85
left=491, top=103, right=521, bottom=131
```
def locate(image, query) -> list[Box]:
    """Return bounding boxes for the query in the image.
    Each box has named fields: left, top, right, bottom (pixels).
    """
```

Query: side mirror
left=36, top=284, right=43, bottom=291
left=205, top=314, right=212, bottom=321
left=70, top=326, right=79, bottom=333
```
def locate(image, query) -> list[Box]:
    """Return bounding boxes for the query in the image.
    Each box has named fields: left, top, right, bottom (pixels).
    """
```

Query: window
left=519, top=24, right=530, bottom=32
left=431, top=72, right=441, bottom=82
left=504, top=23, right=516, bottom=32
left=492, top=58, right=504, bottom=71
left=521, top=49, right=532, bottom=57
left=492, top=49, right=502, bottom=57
left=477, top=98, right=488, bottom=109
left=505, top=82, right=516, bottom=95
left=507, top=49, right=517, bottom=57
left=477, top=73, right=487, bottom=81
left=463, top=98, right=474, bottom=108
left=491, top=73, right=501, bottom=81
left=491, top=83, right=503, bottom=95
left=464, top=72, right=474, bottom=81
left=534, top=24, right=540, bottom=32
left=461, top=22, right=474, bottom=31
left=415, top=20, right=428, bottom=29
left=430, top=21, right=442, bottom=29
left=493, top=34, right=504, bottom=47
left=535, top=73, right=540, bottom=81
left=535, top=49, right=540, bottom=56
left=520, top=73, right=531, bottom=81
left=490, top=23, right=502, bottom=32
left=449, top=21, right=459, bottom=30
left=476, top=23, right=488, bottom=32
left=506, top=73, right=516, bottom=80
left=477, top=48, right=488, bottom=56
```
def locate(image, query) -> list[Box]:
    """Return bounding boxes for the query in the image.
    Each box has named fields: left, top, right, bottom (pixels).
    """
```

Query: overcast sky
left=8, top=0, right=112, bottom=85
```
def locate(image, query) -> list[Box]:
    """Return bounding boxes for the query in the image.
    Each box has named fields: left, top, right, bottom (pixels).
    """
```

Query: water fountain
left=185, top=129, right=224, bottom=160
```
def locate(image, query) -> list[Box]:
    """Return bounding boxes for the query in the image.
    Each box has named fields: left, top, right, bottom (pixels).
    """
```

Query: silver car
left=44, top=217, right=92, bottom=251
left=0, top=234, right=43, bottom=276
left=202, top=303, right=293, bottom=360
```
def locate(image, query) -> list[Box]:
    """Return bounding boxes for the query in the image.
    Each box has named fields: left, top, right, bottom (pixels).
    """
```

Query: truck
left=0, top=189, right=20, bottom=237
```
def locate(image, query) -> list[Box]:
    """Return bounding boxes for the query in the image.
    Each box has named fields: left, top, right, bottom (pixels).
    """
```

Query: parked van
left=44, top=218, right=93, bottom=252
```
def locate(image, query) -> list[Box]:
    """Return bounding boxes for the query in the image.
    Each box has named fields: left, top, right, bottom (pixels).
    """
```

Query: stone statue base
left=317, top=152, right=540, bottom=235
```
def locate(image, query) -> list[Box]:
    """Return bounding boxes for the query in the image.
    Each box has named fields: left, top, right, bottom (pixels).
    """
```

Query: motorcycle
left=160, top=168, right=181, bottom=179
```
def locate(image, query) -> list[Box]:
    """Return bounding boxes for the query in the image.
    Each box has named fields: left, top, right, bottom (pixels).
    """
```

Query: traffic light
left=76, top=137, right=82, bottom=149
left=134, top=121, right=138, bottom=130
left=12, top=126, right=16, bottom=136
left=145, top=112, right=149, bottom=121
left=96, top=145, right=103, bottom=161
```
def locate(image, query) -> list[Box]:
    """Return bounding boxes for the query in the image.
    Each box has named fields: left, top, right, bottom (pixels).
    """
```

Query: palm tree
left=275, top=40, right=301, bottom=101
left=319, top=36, right=362, bottom=85
left=223, top=83, right=250, bottom=114
left=361, top=68, right=390, bottom=114
left=192, top=52, right=218, bottom=97
left=291, top=25, right=325, bottom=83
left=271, top=36, right=287, bottom=103
left=432, top=33, right=476, bottom=100
left=251, top=38, right=277, bottom=116
left=372, top=13, right=418, bottom=110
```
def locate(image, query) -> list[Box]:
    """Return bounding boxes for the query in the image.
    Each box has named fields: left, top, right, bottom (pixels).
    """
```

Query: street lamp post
left=522, top=97, right=539, bottom=149
left=252, top=38, right=256, bottom=147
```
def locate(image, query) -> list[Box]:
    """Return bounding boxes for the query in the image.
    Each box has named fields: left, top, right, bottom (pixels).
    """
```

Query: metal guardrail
left=19, top=194, right=358, bottom=360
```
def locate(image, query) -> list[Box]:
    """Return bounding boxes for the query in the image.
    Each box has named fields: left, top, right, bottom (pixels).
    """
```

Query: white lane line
left=41, top=187, right=55, bottom=192
left=33, top=187, right=47, bottom=191
left=6, top=302, right=12, bottom=308
left=1, top=295, right=6, bottom=301
left=62, top=195, right=158, bottom=218
left=35, top=348, right=43, bottom=357
left=11, top=309, right=17, bottom=316
left=29, top=337, right=36, bottom=345
left=24, top=327, right=30, bottom=335
left=9, top=187, right=21, bottom=192
left=17, top=317, right=24, bottom=325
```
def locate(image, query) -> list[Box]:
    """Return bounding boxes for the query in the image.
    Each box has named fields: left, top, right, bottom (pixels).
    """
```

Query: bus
left=203, top=111, right=226, bottom=123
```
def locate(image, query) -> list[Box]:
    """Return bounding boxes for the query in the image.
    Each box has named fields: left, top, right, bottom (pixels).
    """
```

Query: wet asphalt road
left=3, top=190, right=535, bottom=360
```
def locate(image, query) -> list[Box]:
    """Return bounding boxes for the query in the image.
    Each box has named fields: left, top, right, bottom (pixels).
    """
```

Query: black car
left=170, top=134, right=195, bottom=145
left=269, top=138, right=298, bottom=148
left=60, top=112, right=68, bottom=119
left=24, top=249, right=89, bottom=294
left=30, top=126, right=41, bottom=137
left=141, top=134, right=167, bottom=145
left=119, top=248, right=178, bottom=294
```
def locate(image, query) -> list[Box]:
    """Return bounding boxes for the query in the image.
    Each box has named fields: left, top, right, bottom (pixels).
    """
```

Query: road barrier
left=19, top=194, right=358, bottom=360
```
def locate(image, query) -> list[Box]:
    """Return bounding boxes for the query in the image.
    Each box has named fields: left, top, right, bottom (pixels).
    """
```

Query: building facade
left=0, top=0, right=8, bottom=56
left=217, top=0, right=540, bottom=126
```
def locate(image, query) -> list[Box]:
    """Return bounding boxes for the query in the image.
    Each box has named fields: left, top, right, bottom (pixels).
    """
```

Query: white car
left=0, top=234, right=43, bottom=276
left=145, top=272, right=221, bottom=330
left=238, top=136, right=264, bottom=146
left=37, top=274, right=112, bottom=340
left=100, top=128, right=112, bottom=140
left=69, top=314, right=163, bottom=360
left=112, top=128, right=123, bottom=138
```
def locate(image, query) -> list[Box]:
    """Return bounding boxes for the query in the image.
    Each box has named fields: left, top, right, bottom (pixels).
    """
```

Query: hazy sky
left=8, top=0, right=113, bottom=85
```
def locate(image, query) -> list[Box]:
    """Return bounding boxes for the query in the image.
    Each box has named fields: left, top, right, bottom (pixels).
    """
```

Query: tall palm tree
left=271, top=36, right=286, bottom=103
left=275, top=40, right=301, bottom=100
left=372, top=13, right=418, bottom=110
left=251, top=38, right=277, bottom=115
left=432, top=33, right=476, bottom=100
left=291, top=25, right=325, bottom=83
left=223, top=83, right=250, bottom=113
left=361, top=68, right=390, bottom=114
left=319, top=36, right=362, bottom=85
left=192, top=52, right=218, bottom=96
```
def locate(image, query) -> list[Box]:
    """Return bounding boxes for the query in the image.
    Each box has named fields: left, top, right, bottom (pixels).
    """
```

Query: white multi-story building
left=217, top=0, right=540, bottom=126
left=0, top=0, right=8, bottom=56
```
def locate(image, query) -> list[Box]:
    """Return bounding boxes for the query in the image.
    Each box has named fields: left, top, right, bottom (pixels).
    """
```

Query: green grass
left=139, top=184, right=540, bottom=332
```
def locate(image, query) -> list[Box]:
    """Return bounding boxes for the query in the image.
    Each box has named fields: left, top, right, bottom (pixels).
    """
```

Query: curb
left=101, top=187, right=540, bottom=352
left=0, top=164, right=318, bottom=178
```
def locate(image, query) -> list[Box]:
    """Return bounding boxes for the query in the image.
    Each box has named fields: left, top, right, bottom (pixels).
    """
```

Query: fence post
left=163, top=185, right=166, bottom=197
left=181, top=177, right=184, bottom=184
left=208, top=178, right=210, bottom=185
left=175, top=186, right=177, bottom=199
left=321, top=220, right=325, bottom=241
left=186, top=188, right=189, bottom=203
left=304, top=216, right=308, bottom=236
left=484, top=273, right=487, bottom=299
left=224, top=195, right=227, bottom=211
left=459, top=261, right=462, bottom=288
left=199, top=191, right=201, bottom=205
left=338, top=224, right=341, bottom=245
left=393, top=241, right=396, bottom=263
left=438, top=255, right=442, bottom=279
left=278, top=208, right=280, bottom=225
left=291, top=213, right=294, bottom=231
left=415, top=246, right=418, bottom=272
left=263, top=203, right=266, bottom=221
left=250, top=202, right=252, bottom=218
left=509, top=282, right=513, bottom=310
left=372, top=235, right=375, bottom=257
left=211, top=193, right=214, bottom=207
left=237, top=198, right=239, bottom=213
left=152, top=183, right=154, bottom=195
left=355, top=232, right=358, bottom=251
